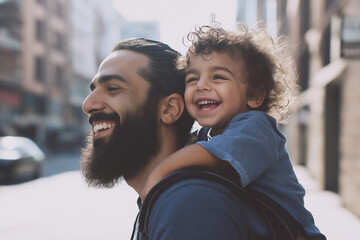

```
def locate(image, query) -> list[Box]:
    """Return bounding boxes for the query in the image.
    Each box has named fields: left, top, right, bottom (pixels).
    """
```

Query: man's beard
left=80, top=98, right=160, bottom=188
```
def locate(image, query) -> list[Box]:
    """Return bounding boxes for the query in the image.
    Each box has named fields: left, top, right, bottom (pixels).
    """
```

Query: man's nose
left=82, top=90, right=105, bottom=114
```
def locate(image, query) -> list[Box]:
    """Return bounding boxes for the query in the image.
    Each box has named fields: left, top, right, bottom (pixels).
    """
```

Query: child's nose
left=82, top=90, right=105, bottom=114
left=196, top=77, right=210, bottom=91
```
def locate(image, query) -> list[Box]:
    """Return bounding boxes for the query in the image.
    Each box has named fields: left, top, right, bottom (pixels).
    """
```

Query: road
left=0, top=151, right=139, bottom=240
left=1, top=151, right=360, bottom=239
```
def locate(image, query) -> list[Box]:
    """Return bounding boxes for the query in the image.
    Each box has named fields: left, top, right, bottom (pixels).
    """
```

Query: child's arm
left=142, top=143, right=229, bottom=198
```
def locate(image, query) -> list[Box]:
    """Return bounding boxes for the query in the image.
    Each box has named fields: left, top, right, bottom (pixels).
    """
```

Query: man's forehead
left=100, top=50, right=149, bottom=69
left=90, top=50, right=150, bottom=88
left=96, top=50, right=149, bottom=77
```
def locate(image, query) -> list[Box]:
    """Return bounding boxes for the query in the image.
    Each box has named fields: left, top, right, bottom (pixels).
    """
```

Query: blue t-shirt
left=197, top=110, right=324, bottom=238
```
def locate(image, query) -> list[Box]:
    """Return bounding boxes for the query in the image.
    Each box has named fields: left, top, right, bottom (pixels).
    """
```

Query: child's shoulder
left=230, top=111, right=274, bottom=124
left=228, top=111, right=283, bottom=137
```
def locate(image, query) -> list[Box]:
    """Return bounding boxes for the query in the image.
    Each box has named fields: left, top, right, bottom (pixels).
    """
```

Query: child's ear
left=247, top=87, right=266, bottom=109
left=160, top=93, right=185, bottom=124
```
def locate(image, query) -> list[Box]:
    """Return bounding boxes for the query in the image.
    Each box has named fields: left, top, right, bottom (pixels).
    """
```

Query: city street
left=0, top=151, right=139, bottom=240
left=1, top=152, right=360, bottom=239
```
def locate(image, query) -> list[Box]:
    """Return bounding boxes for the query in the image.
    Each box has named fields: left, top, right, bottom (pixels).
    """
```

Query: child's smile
left=184, top=51, right=251, bottom=134
left=196, top=98, right=221, bottom=111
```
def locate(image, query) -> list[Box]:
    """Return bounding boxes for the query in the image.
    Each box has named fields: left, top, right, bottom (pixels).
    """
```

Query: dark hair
left=179, top=24, right=299, bottom=123
left=113, top=38, right=194, bottom=147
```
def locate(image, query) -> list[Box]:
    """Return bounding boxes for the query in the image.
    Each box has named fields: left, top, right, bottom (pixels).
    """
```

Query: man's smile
left=88, top=112, right=119, bottom=139
left=92, top=121, right=115, bottom=137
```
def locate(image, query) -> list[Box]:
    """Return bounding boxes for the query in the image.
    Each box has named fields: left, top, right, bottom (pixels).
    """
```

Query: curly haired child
left=143, top=23, right=325, bottom=239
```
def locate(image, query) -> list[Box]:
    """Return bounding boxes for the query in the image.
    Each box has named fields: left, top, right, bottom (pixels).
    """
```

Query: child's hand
left=140, top=143, right=221, bottom=200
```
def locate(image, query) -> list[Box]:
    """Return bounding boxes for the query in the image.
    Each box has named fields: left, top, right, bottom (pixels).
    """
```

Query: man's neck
left=125, top=148, right=175, bottom=201
left=125, top=158, right=157, bottom=201
left=125, top=127, right=180, bottom=201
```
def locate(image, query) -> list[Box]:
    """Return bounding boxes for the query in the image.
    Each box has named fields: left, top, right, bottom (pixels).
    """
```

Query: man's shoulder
left=144, top=167, right=245, bottom=212
left=145, top=177, right=249, bottom=239
left=155, top=177, right=240, bottom=205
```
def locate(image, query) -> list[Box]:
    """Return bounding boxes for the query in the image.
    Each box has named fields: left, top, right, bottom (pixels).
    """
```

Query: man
left=81, top=38, right=249, bottom=239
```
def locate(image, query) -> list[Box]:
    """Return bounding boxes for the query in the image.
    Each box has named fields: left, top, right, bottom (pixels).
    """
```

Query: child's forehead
left=187, top=50, right=244, bottom=66
left=185, top=50, right=248, bottom=81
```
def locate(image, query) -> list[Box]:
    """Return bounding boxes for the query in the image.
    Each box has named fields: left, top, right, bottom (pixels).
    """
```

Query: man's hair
left=179, top=24, right=299, bottom=123
left=113, top=38, right=194, bottom=147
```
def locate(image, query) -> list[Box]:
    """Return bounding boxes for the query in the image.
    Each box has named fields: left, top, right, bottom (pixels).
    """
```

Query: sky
left=113, top=0, right=238, bottom=54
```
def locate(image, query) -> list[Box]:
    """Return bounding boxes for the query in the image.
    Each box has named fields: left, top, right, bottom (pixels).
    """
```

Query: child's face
left=184, top=51, right=250, bottom=135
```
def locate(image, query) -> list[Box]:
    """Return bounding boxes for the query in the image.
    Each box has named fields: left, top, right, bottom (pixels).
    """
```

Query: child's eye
left=185, top=77, right=198, bottom=84
left=214, top=74, right=227, bottom=80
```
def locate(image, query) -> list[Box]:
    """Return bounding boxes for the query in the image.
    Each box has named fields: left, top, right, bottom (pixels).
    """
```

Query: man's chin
left=80, top=139, right=123, bottom=188
left=81, top=95, right=160, bottom=188
left=93, top=135, right=110, bottom=148
left=93, top=128, right=115, bottom=145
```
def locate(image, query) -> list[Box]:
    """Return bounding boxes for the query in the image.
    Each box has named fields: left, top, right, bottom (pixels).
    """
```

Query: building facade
left=284, top=0, right=360, bottom=218
left=18, top=0, right=70, bottom=149
left=0, top=0, right=22, bottom=136
left=238, top=0, right=360, bottom=217
left=0, top=0, right=162, bottom=151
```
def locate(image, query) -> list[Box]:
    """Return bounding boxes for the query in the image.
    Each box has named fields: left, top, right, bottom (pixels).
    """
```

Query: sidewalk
left=294, top=165, right=360, bottom=240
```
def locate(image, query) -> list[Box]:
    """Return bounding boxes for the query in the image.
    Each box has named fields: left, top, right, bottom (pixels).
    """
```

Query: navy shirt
left=138, top=178, right=252, bottom=240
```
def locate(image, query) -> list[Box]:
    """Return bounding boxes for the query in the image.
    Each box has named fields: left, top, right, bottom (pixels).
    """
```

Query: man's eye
left=107, top=86, right=120, bottom=92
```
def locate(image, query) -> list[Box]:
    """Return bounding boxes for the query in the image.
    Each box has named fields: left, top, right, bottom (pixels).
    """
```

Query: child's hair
left=178, top=22, right=299, bottom=123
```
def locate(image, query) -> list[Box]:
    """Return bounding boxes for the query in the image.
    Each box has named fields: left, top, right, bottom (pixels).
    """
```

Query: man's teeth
left=93, top=123, right=115, bottom=134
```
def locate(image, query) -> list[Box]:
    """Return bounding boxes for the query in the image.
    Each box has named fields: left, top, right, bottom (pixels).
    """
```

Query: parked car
left=0, top=136, right=45, bottom=183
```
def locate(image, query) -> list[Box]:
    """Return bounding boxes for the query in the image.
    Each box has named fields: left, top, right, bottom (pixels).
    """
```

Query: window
left=37, top=0, right=45, bottom=5
left=54, top=32, right=64, bottom=51
left=55, top=65, right=63, bottom=87
left=36, top=20, right=45, bottom=42
left=35, top=56, right=45, bottom=82
left=55, top=2, right=63, bottom=18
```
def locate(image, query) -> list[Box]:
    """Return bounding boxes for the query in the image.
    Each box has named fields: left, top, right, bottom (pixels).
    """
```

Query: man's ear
left=247, top=87, right=266, bottom=109
left=160, top=93, right=184, bottom=125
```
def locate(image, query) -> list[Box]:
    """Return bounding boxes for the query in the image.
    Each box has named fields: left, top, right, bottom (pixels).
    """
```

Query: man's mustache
left=88, top=112, right=119, bottom=125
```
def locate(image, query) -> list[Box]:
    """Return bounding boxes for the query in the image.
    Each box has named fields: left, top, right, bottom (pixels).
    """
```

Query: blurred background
left=0, top=0, right=360, bottom=239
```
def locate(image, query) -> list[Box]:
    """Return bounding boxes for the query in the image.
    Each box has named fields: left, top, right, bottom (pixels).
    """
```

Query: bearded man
left=81, top=38, right=249, bottom=239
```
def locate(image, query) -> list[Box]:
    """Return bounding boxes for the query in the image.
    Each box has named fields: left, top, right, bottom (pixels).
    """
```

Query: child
left=144, top=24, right=325, bottom=239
